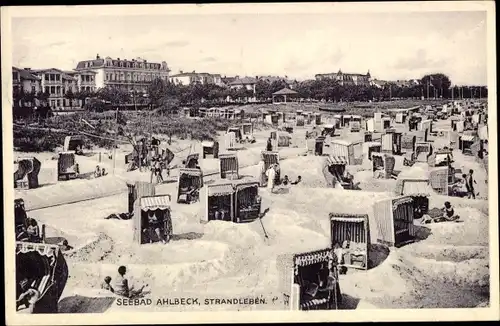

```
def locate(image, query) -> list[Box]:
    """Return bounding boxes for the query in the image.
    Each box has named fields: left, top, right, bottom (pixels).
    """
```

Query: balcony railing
left=43, top=80, right=63, bottom=85
left=105, top=80, right=152, bottom=84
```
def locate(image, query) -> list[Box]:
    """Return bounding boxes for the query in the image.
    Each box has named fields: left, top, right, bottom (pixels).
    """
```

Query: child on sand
left=101, top=276, right=115, bottom=293
left=60, top=239, right=73, bottom=252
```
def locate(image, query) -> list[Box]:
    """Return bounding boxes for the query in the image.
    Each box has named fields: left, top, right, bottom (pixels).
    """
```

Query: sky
left=10, top=10, right=488, bottom=85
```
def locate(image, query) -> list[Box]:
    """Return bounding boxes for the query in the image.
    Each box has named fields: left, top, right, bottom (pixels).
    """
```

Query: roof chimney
left=117, top=58, right=120, bottom=60
left=256, top=76, right=259, bottom=80
left=24, top=68, right=31, bottom=70
left=180, top=70, right=183, bottom=74
left=96, top=53, right=100, bottom=59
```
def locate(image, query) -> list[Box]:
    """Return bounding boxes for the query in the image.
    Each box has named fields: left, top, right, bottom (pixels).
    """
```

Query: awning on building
left=401, top=180, right=432, bottom=196
left=461, top=135, right=475, bottom=142
left=330, top=216, right=366, bottom=223
left=294, top=250, right=331, bottom=267
left=234, top=181, right=259, bottom=191
left=208, top=184, right=234, bottom=197
left=219, top=153, right=237, bottom=159
left=328, top=155, right=348, bottom=165
left=179, top=168, right=203, bottom=177
left=141, top=196, right=171, bottom=211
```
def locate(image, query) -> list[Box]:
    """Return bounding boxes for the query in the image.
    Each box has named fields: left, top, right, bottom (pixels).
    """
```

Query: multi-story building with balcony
left=30, top=68, right=75, bottom=109
left=74, top=54, right=170, bottom=93
left=66, top=70, right=98, bottom=93
left=315, top=69, right=372, bottom=86
left=168, top=71, right=224, bottom=86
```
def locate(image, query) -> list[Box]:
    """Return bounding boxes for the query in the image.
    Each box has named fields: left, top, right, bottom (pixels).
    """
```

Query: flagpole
left=113, top=107, right=118, bottom=175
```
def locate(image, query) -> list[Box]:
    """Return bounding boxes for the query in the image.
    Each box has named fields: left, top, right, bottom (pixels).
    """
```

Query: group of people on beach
left=261, top=162, right=302, bottom=193
left=101, top=266, right=149, bottom=299
left=450, top=169, right=478, bottom=199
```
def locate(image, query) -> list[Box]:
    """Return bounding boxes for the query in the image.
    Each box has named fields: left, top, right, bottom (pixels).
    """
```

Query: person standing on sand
left=266, top=165, right=276, bottom=193
left=266, top=137, right=273, bottom=151
left=257, top=159, right=266, bottom=187
left=466, top=169, right=477, bottom=199
left=154, top=158, right=163, bottom=184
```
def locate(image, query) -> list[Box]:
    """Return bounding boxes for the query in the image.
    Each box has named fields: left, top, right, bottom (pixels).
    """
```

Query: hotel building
left=315, top=69, right=372, bottom=86
left=74, top=54, right=170, bottom=93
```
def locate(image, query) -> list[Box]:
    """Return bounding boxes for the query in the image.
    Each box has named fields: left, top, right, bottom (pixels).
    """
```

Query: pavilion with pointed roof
left=272, top=88, right=299, bottom=103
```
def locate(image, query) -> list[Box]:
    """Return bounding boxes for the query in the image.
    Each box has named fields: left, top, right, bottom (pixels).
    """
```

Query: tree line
left=13, top=72, right=488, bottom=118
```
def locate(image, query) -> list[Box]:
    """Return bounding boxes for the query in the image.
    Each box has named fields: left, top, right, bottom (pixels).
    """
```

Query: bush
left=14, top=128, right=67, bottom=152
left=13, top=110, right=241, bottom=152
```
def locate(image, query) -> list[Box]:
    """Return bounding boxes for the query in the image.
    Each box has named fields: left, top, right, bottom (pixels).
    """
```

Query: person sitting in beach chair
left=145, top=210, right=166, bottom=244
left=214, top=209, right=227, bottom=221
left=16, top=278, right=40, bottom=313
left=26, top=218, right=41, bottom=243
left=16, top=225, right=30, bottom=242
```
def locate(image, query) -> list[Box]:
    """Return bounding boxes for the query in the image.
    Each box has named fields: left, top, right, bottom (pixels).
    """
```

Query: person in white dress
left=257, top=159, right=266, bottom=187
left=266, top=165, right=276, bottom=193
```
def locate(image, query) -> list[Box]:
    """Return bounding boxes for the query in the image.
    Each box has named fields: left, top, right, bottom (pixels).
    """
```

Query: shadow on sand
left=44, top=236, right=66, bottom=245
left=58, top=295, right=116, bottom=313
left=339, top=293, right=361, bottom=310
left=368, top=244, right=391, bottom=269
left=273, top=187, right=290, bottom=195
left=171, top=232, right=204, bottom=241
left=32, top=183, right=57, bottom=189
left=226, top=146, right=248, bottom=152
left=411, top=224, right=433, bottom=243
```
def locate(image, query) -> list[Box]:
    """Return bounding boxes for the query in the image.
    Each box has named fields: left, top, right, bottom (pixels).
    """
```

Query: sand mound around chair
left=18, top=176, right=129, bottom=211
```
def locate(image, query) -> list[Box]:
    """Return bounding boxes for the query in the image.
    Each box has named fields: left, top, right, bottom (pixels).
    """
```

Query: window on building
left=50, top=86, right=55, bottom=94
left=56, top=99, right=61, bottom=107
left=32, top=86, right=36, bottom=93
left=56, top=74, right=60, bottom=81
